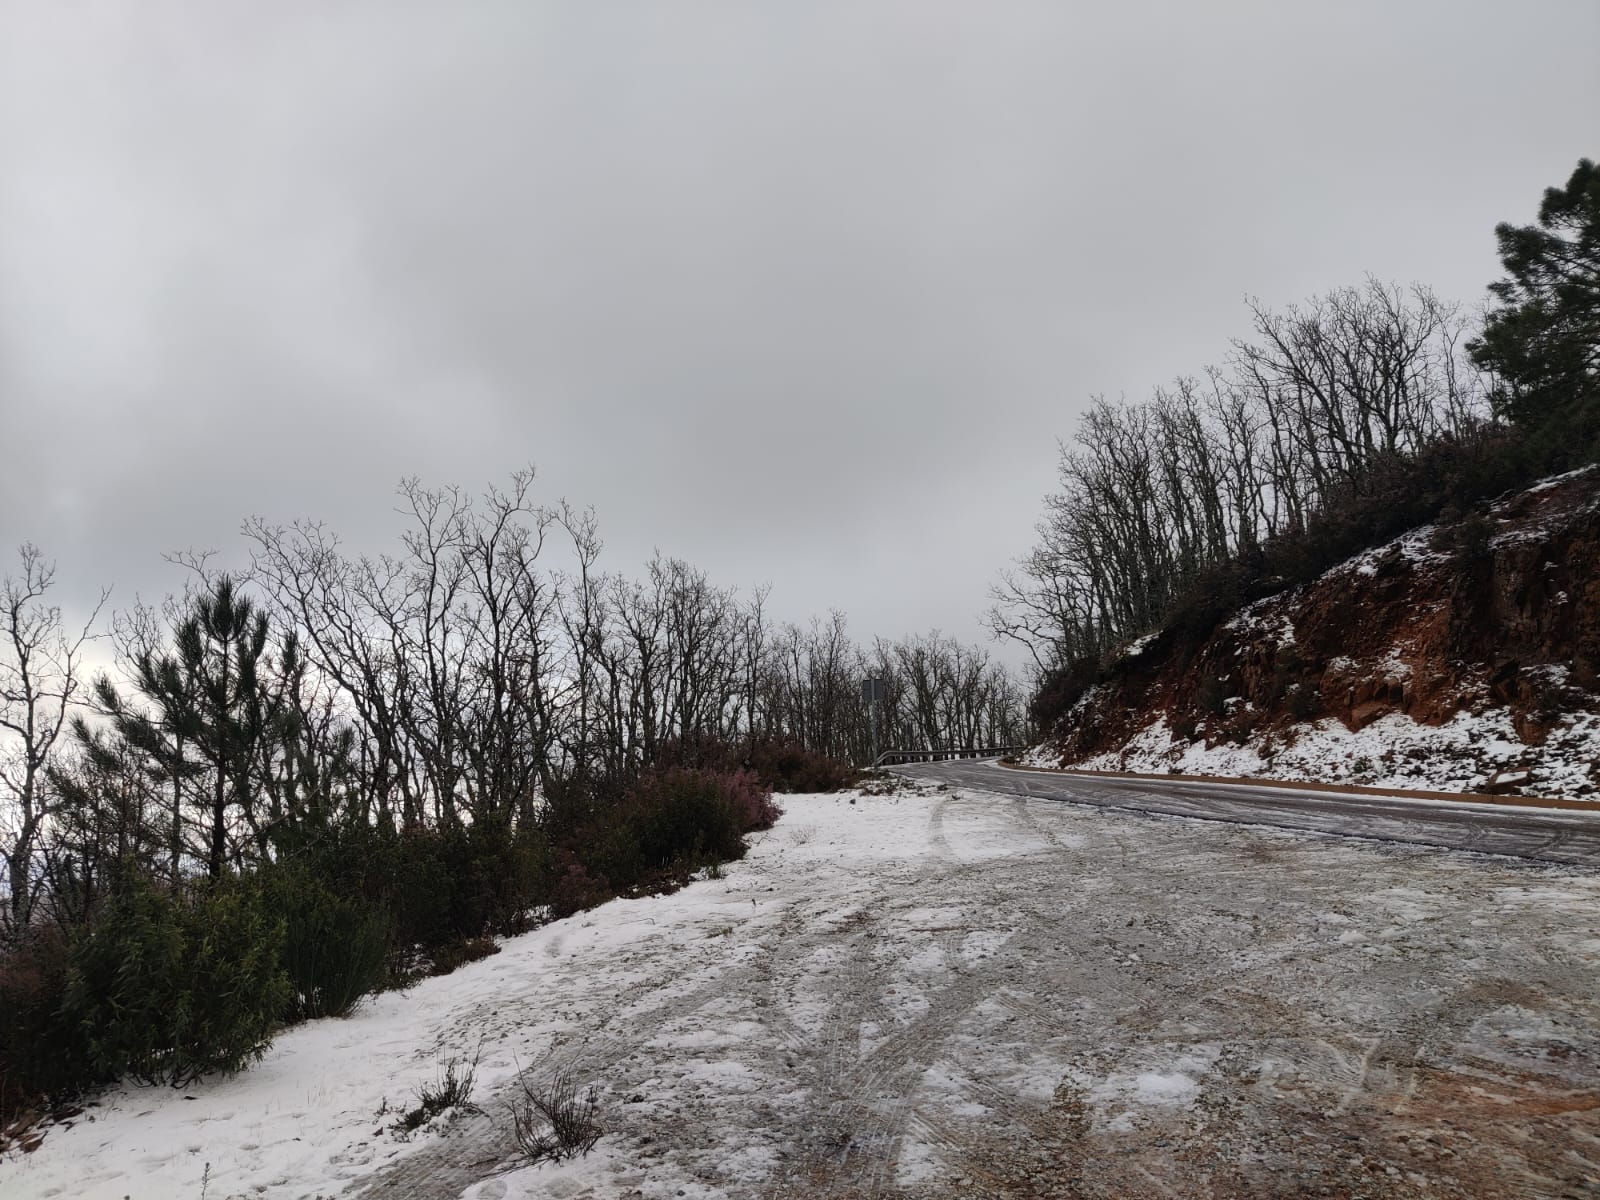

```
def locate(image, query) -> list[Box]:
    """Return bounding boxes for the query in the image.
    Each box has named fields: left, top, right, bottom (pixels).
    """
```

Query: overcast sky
left=2, top=1, right=1596, bottom=662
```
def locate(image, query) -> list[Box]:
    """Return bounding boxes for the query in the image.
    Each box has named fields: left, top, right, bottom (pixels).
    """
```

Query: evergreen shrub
left=63, top=877, right=289, bottom=1087
left=266, top=869, right=392, bottom=1021
left=441, top=819, right=549, bottom=940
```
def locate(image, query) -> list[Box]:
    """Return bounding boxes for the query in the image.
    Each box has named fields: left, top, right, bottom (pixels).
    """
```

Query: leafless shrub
left=508, top=1063, right=603, bottom=1163
left=391, top=1048, right=479, bottom=1136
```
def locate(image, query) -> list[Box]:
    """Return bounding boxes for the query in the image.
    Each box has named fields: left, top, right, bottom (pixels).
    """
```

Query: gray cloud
left=2, top=0, right=1596, bottom=655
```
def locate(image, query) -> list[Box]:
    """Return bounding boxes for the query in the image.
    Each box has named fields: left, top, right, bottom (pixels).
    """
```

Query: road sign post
left=860, top=676, right=886, bottom=765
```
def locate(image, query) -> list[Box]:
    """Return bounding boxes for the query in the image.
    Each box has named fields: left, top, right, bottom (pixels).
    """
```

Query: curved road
left=896, top=759, right=1600, bottom=867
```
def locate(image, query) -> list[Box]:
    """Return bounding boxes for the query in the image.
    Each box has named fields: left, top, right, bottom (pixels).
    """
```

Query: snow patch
left=1070, top=707, right=1600, bottom=800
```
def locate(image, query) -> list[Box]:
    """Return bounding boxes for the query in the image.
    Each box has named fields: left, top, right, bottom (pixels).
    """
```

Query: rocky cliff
left=1033, top=467, right=1600, bottom=799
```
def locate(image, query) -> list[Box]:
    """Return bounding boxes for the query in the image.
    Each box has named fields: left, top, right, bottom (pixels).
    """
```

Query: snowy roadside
left=1028, top=706, right=1600, bottom=800
left=5, top=783, right=1599, bottom=1199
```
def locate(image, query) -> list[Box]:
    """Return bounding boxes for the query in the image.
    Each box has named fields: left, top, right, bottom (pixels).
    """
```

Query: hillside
left=1030, top=467, right=1600, bottom=799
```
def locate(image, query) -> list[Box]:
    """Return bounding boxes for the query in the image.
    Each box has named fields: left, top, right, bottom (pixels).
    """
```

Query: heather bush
left=658, top=734, right=855, bottom=794
left=0, top=929, right=86, bottom=1111
left=745, top=739, right=857, bottom=794
left=428, top=935, right=501, bottom=976
left=549, top=852, right=611, bottom=920
left=581, top=768, right=777, bottom=893
left=721, top=767, right=783, bottom=831
left=654, top=732, right=742, bottom=773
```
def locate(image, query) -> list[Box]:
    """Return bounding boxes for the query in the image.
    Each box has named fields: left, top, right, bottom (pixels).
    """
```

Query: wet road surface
left=896, top=759, right=1600, bottom=867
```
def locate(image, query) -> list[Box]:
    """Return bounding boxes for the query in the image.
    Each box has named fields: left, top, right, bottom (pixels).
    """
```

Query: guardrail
left=871, top=746, right=1025, bottom=768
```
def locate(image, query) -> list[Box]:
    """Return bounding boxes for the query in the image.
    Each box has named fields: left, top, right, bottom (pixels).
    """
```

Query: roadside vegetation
left=996, top=157, right=1600, bottom=732
left=0, top=486, right=1025, bottom=1137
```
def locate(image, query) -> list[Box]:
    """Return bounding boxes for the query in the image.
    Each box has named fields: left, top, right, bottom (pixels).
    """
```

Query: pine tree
left=87, top=577, right=293, bottom=879
left=1469, top=157, right=1600, bottom=454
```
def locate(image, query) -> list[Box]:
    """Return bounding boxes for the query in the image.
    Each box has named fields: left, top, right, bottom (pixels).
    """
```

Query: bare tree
left=0, top=546, right=105, bottom=932
left=994, top=281, right=1489, bottom=675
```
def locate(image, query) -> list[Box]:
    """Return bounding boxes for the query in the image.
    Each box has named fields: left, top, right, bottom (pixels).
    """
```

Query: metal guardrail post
left=869, top=745, right=1025, bottom=768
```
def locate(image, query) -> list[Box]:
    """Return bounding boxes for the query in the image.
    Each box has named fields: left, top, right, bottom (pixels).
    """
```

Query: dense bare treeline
left=990, top=279, right=1488, bottom=671
left=236, top=472, right=1025, bottom=827
left=0, top=475, right=1024, bottom=936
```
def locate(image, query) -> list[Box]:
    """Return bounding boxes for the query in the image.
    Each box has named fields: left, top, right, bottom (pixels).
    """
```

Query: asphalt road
left=896, top=759, right=1600, bottom=867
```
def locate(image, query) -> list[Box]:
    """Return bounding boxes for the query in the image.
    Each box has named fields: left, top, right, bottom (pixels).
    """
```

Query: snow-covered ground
left=5, top=785, right=1599, bottom=1198
left=1055, top=707, right=1600, bottom=798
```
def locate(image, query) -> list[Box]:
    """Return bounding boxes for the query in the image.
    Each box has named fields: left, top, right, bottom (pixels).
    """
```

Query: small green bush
left=625, top=769, right=759, bottom=870
left=356, top=820, right=549, bottom=952
left=1287, top=683, right=1320, bottom=720
left=1441, top=511, right=1496, bottom=565
left=64, top=877, right=289, bottom=1087
left=383, top=825, right=458, bottom=951
left=392, top=1050, right=478, bottom=1135
left=443, top=819, right=549, bottom=940
left=264, top=869, right=392, bottom=1021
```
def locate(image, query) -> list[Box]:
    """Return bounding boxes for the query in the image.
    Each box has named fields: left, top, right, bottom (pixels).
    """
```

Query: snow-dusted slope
left=1037, top=467, right=1600, bottom=799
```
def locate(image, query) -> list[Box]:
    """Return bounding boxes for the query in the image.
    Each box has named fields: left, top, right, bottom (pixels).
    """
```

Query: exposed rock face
left=1046, top=468, right=1600, bottom=797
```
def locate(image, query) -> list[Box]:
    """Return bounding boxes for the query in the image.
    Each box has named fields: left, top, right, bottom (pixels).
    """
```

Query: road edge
left=994, top=759, right=1598, bottom=814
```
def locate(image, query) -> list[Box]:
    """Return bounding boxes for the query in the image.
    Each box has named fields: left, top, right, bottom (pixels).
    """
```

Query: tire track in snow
left=297, top=784, right=1600, bottom=1199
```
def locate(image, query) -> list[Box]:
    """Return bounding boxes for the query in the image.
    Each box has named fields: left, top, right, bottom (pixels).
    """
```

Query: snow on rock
left=1073, top=707, right=1600, bottom=798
